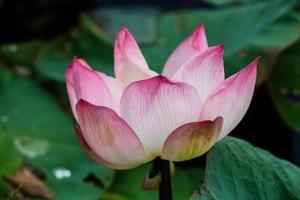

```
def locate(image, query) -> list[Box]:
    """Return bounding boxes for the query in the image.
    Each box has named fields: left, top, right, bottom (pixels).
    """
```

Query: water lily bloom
left=66, top=23, right=258, bottom=169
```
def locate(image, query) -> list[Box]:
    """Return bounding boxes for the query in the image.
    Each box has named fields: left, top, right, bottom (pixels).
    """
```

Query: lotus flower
left=66, top=24, right=258, bottom=169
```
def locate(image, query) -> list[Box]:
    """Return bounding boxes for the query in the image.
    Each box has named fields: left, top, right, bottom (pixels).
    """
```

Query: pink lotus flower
left=66, top=24, right=258, bottom=169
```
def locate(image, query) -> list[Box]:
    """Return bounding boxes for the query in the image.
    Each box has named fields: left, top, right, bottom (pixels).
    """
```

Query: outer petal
left=66, top=61, right=123, bottom=121
left=76, top=100, right=152, bottom=169
left=200, top=58, right=259, bottom=140
left=120, top=76, right=202, bottom=157
left=162, top=23, right=208, bottom=78
left=114, top=28, right=157, bottom=86
left=72, top=58, right=117, bottom=112
left=74, top=126, right=126, bottom=169
left=66, top=64, right=78, bottom=120
left=73, top=59, right=123, bottom=102
left=172, top=45, right=224, bottom=101
left=161, top=117, right=223, bottom=161
left=75, top=58, right=91, bottom=69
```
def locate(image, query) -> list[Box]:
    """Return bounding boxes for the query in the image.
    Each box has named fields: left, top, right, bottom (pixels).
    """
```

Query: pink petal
left=200, top=58, right=259, bottom=140
left=161, top=117, right=223, bottom=161
left=66, top=64, right=78, bottom=121
left=96, top=71, right=123, bottom=111
left=76, top=57, right=91, bottom=69
left=114, top=27, right=157, bottom=86
left=76, top=100, right=152, bottom=169
left=120, top=76, right=202, bottom=157
left=74, top=126, right=125, bottom=169
left=71, top=58, right=117, bottom=112
left=162, top=23, right=208, bottom=78
left=172, top=45, right=224, bottom=101
left=66, top=58, right=123, bottom=122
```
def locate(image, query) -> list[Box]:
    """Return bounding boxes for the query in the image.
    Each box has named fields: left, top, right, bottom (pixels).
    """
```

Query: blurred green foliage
left=0, top=72, right=114, bottom=199
left=1, top=0, right=300, bottom=199
left=0, top=134, right=22, bottom=195
left=269, top=42, right=300, bottom=132
left=36, top=18, right=114, bottom=82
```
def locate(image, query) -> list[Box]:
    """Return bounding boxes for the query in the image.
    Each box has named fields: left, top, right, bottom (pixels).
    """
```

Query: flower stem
left=158, top=158, right=172, bottom=200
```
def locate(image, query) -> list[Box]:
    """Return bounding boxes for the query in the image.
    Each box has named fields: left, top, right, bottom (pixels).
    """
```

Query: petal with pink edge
left=74, top=126, right=127, bottom=169
left=200, top=58, right=259, bottom=140
left=72, top=58, right=117, bottom=111
left=66, top=58, right=123, bottom=120
left=76, top=58, right=123, bottom=109
left=173, top=45, right=224, bottom=101
left=96, top=71, right=123, bottom=111
left=75, top=57, right=91, bottom=69
left=120, top=76, right=202, bottom=157
left=76, top=100, right=152, bottom=169
left=114, top=28, right=157, bottom=86
left=66, top=64, right=78, bottom=120
left=161, top=117, right=223, bottom=161
left=162, top=23, right=208, bottom=78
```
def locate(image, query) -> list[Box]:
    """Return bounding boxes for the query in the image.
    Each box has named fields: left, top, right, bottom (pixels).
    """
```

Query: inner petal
left=120, top=76, right=202, bottom=157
